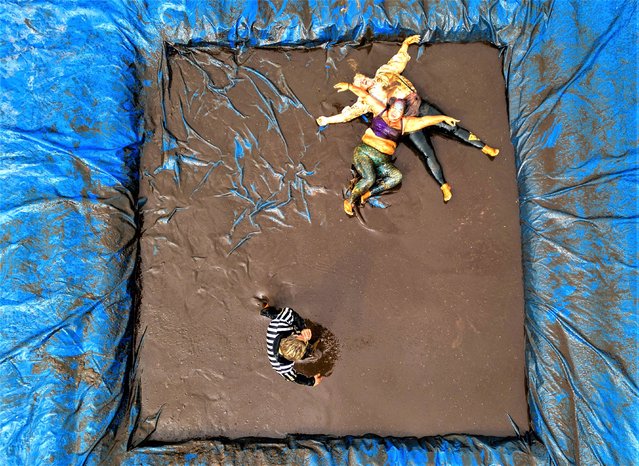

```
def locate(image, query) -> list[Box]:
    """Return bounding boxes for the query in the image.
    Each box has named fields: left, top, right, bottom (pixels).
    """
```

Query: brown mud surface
left=137, top=42, right=528, bottom=441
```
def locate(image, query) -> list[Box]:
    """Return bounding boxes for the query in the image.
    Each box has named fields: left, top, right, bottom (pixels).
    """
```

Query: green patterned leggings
left=349, top=143, right=403, bottom=204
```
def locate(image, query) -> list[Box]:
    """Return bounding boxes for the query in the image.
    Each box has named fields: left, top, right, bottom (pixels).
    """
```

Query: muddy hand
left=300, top=328, right=312, bottom=341
left=403, top=35, right=421, bottom=46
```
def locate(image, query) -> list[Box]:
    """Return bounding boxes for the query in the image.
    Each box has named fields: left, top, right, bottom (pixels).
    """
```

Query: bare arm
left=316, top=99, right=369, bottom=126
left=403, top=115, right=460, bottom=133
left=334, top=83, right=386, bottom=115
left=397, top=34, right=420, bottom=58
left=376, top=35, right=421, bottom=77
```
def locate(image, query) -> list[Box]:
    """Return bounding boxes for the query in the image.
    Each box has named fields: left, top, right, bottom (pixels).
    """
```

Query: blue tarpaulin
left=0, top=0, right=636, bottom=464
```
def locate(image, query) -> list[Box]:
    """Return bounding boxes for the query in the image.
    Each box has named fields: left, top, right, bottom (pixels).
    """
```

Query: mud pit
left=137, top=42, right=528, bottom=441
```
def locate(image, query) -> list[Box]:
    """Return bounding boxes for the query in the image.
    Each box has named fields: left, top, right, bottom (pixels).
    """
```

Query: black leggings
left=407, top=101, right=487, bottom=186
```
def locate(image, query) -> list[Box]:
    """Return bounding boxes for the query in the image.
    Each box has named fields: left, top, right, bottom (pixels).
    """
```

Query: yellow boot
left=343, top=199, right=355, bottom=216
left=482, top=145, right=500, bottom=157
left=440, top=183, right=452, bottom=203
left=360, top=191, right=372, bottom=204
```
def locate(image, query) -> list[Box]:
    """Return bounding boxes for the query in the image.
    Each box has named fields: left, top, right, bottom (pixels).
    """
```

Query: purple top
left=370, top=112, right=403, bottom=142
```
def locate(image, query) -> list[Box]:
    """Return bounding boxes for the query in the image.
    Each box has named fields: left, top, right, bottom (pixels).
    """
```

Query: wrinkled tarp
left=0, top=0, right=636, bottom=465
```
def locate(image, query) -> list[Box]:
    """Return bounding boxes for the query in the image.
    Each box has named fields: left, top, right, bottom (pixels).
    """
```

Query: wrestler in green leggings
left=350, top=143, right=403, bottom=205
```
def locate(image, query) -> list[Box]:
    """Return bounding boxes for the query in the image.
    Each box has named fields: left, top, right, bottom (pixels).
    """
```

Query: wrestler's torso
left=362, top=111, right=403, bottom=155
left=372, top=73, right=417, bottom=100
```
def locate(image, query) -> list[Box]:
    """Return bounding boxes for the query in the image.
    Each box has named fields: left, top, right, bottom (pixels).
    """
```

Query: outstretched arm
left=376, top=35, right=421, bottom=77
left=334, top=83, right=386, bottom=115
left=397, top=34, right=421, bottom=58
left=403, top=115, right=460, bottom=133
left=316, top=99, right=368, bottom=126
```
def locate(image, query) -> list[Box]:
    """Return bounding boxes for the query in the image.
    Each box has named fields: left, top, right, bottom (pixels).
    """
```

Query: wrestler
left=317, top=35, right=499, bottom=202
left=333, top=82, right=458, bottom=215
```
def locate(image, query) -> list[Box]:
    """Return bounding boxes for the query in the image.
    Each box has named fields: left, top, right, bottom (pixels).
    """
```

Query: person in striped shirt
left=258, top=298, right=323, bottom=387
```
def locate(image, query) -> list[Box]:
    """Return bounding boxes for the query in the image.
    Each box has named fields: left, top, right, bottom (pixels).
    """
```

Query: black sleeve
left=260, top=305, right=281, bottom=319
left=290, top=371, right=315, bottom=386
left=289, top=308, right=306, bottom=332
left=271, top=333, right=285, bottom=357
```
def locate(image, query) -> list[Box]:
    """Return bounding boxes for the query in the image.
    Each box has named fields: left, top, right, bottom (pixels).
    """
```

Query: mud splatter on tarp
left=33, top=352, right=102, bottom=389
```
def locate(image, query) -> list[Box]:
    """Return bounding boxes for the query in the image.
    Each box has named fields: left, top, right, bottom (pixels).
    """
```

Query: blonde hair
left=279, top=336, right=308, bottom=361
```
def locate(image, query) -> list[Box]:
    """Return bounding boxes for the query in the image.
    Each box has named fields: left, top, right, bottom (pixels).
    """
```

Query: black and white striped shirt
left=262, top=306, right=315, bottom=386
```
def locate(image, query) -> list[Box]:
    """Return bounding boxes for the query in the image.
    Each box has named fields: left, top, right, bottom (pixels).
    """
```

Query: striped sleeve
left=281, top=367, right=315, bottom=386
left=279, top=307, right=306, bottom=331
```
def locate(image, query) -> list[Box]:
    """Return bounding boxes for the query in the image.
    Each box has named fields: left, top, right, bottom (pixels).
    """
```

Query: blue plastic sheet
left=0, top=1, right=636, bottom=464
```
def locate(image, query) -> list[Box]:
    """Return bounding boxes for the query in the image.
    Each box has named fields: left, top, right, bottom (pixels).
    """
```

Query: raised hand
left=403, top=35, right=421, bottom=46
left=296, top=328, right=312, bottom=342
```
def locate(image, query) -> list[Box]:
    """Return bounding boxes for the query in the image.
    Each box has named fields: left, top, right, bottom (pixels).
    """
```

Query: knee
left=390, top=170, right=403, bottom=186
left=361, top=176, right=375, bottom=190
